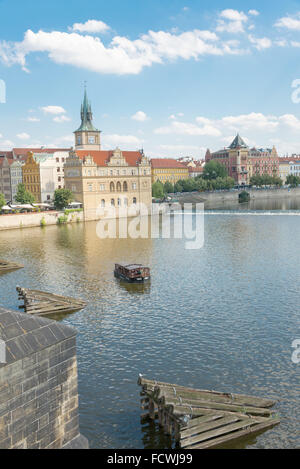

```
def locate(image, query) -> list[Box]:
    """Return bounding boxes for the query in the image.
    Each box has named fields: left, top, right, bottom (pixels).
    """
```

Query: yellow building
left=151, top=159, right=189, bottom=184
left=22, top=152, right=41, bottom=202
left=278, top=158, right=291, bottom=184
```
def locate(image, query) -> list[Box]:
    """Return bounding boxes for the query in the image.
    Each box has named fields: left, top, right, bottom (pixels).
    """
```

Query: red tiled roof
left=13, top=148, right=71, bottom=156
left=0, top=151, right=13, bottom=158
left=151, top=158, right=188, bottom=169
left=75, top=150, right=143, bottom=167
left=188, top=166, right=204, bottom=173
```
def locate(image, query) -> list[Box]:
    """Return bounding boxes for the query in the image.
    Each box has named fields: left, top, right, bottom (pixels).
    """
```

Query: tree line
left=0, top=184, right=74, bottom=211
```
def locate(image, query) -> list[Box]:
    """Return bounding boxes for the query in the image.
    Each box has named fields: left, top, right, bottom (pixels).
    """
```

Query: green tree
left=15, top=183, right=35, bottom=204
left=286, top=175, right=300, bottom=187
left=152, top=181, right=164, bottom=199
left=195, top=178, right=208, bottom=192
left=0, top=193, right=5, bottom=210
left=53, top=188, right=74, bottom=210
left=164, top=181, right=174, bottom=194
left=174, top=181, right=184, bottom=193
left=181, top=178, right=196, bottom=192
left=203, top=160, right=227, bottom=180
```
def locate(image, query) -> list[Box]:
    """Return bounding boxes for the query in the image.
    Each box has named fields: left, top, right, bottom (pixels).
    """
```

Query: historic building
left=10, top=159, right=23, bottom=201
left=151, top=159, right=189, bottom=184
left=21, top=150, right=70, bottom=202
left=22, top=152, right=41, bottom=202
left=65, top=90, right=152, bottom=220
left=0, top=153, right=13, bottom=201
left=206, top=134, right=279, bottom=185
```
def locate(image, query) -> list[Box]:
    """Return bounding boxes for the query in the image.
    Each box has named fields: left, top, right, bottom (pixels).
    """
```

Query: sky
left=1, top=0, right=300, bottom=158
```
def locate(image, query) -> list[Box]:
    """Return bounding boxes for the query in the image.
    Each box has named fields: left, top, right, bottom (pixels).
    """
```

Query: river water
left=0, top=197, right=299, bottom=449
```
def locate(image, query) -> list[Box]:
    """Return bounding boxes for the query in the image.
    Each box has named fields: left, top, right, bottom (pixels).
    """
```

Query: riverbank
left=177, top=186, right=300, bottom=207
left=0, top=210, right=84, bottom=231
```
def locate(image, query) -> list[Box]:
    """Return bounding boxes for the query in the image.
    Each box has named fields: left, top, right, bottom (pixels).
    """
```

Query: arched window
left=111, top=199, right=115, bottom=206
left=133, top=197, right=137, bottom=205
left=116, top=181, right=121, bottom=192
left=110, top=182, right=115, bottom=192
left=123, top=181, right=128, bottom=192
left=117, top=198, right=121, bottom=206
left=101, top=199, right=105, bottom=207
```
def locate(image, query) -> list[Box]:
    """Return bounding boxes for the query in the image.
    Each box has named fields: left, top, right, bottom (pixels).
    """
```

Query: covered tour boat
left=114, top=263, right=150, bottom=282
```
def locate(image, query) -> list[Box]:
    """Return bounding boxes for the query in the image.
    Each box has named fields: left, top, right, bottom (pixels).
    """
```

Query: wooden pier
left=138, top=376, right=280, bottom=449
left=0, top=259, right=24, bottom=273
left=17, top=286, right=86, bottom=316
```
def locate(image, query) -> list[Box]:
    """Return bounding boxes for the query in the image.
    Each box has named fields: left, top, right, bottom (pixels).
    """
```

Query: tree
left=15, top=183, right=35, bottom=204
left=53, top=188, right=74, bottom=210
left=174, top=181, right=183, bottom=193
left=180, top=178, right=196, bottom=192
left=0, top=193, right=5, bottom=210
left=203, top=160, right=227, bottom=180
left=286, top=175, right=300, bottom=187
left=164, top=181, right=174, bottom=194
left=152, top=181, right=164, bottom=199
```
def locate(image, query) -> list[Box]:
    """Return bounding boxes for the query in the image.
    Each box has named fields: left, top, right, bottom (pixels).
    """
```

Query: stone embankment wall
left=0, top=211, right=84, bottom=231
left=178, top=187, right=300, bottom=204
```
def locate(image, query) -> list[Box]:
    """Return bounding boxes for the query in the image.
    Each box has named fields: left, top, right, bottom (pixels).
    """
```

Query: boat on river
left=114, top=263, right=150, bottom=282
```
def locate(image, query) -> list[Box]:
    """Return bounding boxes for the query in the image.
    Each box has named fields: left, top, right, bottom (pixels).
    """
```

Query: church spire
left=75, top=85, right=99, bottom=132
left=74, top=85, right=101, bottom=150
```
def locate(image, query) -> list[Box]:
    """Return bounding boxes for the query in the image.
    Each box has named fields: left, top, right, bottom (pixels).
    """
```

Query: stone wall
left=0, top=211, right=84, bottom=231
left=178, top=187, right=300, bottom=205
left=0, top=308, right=88, bottom=449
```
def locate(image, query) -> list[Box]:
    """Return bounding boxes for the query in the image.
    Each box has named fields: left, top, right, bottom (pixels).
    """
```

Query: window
left=88, top=184, right=93, bottom=191
left=133, top=197, right=137, bottom=204
left=57, top=167, right=60, bottom=172
left=124, top=198, right=128, bottom=207
left=111, top=198, right=115, bottom=206
left=117, top=198, right=121, bottom=206
left=99, top=184, right=105, bottom=191
left=123, top=181, right=128, bottom=192
left=101, top=199, right=105, bottom=207
left=77, top=135, right=81, bottom=144
left=117, top=182, right=121, bottom=192
left=110, top=182, right=115, bottom=192
left=132, top=182, right=137, bottom=190
left=56, top=158, right=59, bottom=163
left=88, top=136, right=95, bottom=144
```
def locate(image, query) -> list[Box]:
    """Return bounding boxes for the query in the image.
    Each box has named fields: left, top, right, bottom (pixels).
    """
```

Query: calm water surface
left=0, top=199, right=299, bottom=449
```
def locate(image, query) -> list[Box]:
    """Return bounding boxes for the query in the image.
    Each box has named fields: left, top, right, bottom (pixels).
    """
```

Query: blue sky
left=1, top=0, right=300, bottom=157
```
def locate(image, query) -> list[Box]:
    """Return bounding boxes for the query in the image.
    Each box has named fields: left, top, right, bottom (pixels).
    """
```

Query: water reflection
left=0, top=210, right=299, bottom=449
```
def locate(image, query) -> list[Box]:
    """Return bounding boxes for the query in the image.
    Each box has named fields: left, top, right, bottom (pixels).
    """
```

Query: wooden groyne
left=17, top=286, right=86, bottom=316
left=0, top=259, right=24, bottom=273
left=138, top=376, right=280, bottom=449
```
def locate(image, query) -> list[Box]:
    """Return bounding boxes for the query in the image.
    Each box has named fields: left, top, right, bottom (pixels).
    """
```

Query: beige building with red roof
left=64, top=90, right=152, bottom=220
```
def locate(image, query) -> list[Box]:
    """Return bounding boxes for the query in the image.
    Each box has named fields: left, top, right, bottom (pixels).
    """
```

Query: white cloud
left=279, top=114, right=300, bottom=131
left=291, top=41, right=300, bottom=47
left=103, top=134, right=142, bottom=147
left=26, top=116, right=40, bottom=122
left=216, top=9, right=248, bottom=34
left=154, top=119, right=222, bottom=137
left=69, top=20, right=110, bottom=34
left=131, top=111, right=148, bottom=122
left=16, top=132, right=30, bottom=139
left=0, top=139, right=14, bottom=149
left=0, top=23, right=248, bottom=76
left=220, top=112, right=278, bottom=131
left=248, top=10, right=259, bottom=16
left=53, top=115, right=71, bottom=123
left=41, top=105, right=66, bottom=115
left=275, top=15, right=300, bottom=30
left=248, top=35, right=272, bottom=50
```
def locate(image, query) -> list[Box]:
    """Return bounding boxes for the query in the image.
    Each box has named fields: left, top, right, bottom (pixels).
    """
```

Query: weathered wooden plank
left=180, top=415, right=243, bottom=446
left=138, top=378, right=276, bottom=408
left=180, top=415, right=237, bottom=439
left=181, top=413, right=223, bottom=430
left=180, top=419, right=261, bottom=448
left=184, top=418, right=281, bottom=449
left=165, top=400, right=273, bottom=417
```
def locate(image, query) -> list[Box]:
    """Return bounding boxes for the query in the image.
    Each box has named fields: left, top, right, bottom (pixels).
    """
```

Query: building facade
left=0, top=154, right=12, bottom=201
left=207, top=134, right=279, bottom=185
left=22, top=152, right=41, bottom=202
left=151, top=159, right=189, bottom=184
left=10, top=160, right=23, bottom=201
left=64, top=90, right=152, bottom=220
